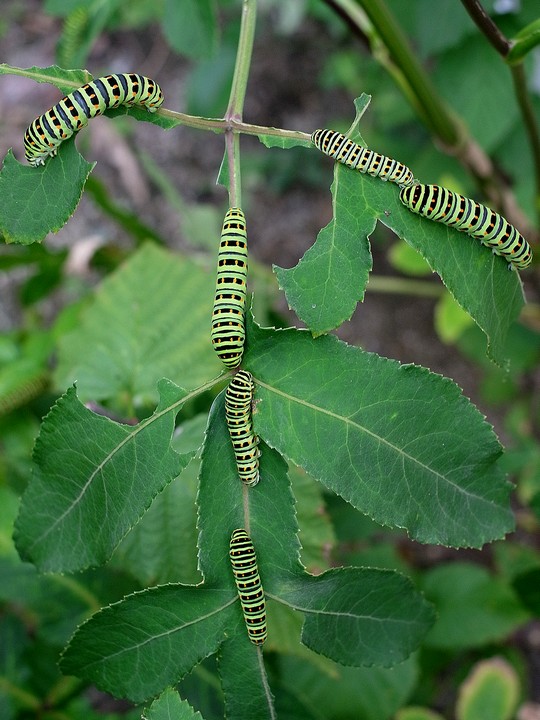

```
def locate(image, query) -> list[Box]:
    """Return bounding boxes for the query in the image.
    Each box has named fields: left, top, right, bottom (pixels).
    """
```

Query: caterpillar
left=211, top=208, right=248, bottom=369
left=24, top=73, right=164, bottom=166
left=311, top=128, right=415, bottom=187
left=229, top=528, right=267, bottom=646
left=225, top=370, right=260, bottom=487
left=399, top=183, right=532, bottom=270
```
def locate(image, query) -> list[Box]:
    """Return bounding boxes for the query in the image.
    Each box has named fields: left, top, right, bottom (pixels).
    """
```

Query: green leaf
left=0, top=487, right=19, bottom=557
left=421, top=563, right=530, bottom=649
left=264, top=600, right=337, bottom=673
left=0, top=63, right=91, bottom=94
left=143, top=688, right=205, bottom=720
left=290, top=466, right=335, bottom=574
left=276, top=653, right=419, bottom=720
left=54, top=244, right=223, bottom=405
left=111, top=415, right=206, bottom=586
left=389, top=193, right=525, bottom=366
left=60, top=381, right=426, bottom=703
left=218, top=637, right=275, bottom=720
left=257, top=133, right=312, bottom=150
left=60, top=585, right=240, bottom=702
left=0, top=555, right=95, bottom=647
left=278, top=569, right=435, bottom=666
left=275, top=125, right=523, bottom=363
left=162, top=0, right=217, bottom=59
left=245, top=319, right=512, bottom=548
left=0, top=145, right=94, bottom=244
left=274, top=149, right=373, bottom=336
left=434, top=291, right=474, bottom=344
left=200, top=392, right=433, bottom=668
left=508, top=18, right=540, bottom=63
left=110, top=467, right=201, bottom=586
left=185, top=44, right=237, bottom=117
left=14, top=380, right=192, bottom=572
left=196, top=390, right=300, bottom=588
left=456, top=658, right=520, bottom=720
left=435, top=41, right=518, bottom=150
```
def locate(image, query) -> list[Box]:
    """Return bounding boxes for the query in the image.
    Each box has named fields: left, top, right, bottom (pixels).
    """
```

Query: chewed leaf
left=0, top=145, right=94, bottom=244
left=143, top=688, right=205, bottom=720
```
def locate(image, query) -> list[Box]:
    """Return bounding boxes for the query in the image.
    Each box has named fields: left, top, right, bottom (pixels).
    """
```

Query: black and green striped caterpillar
left=311, top=128, right=415, bottom=187
left=229, top=528, right=267, bottom=646
left=225, top=370, right=260, bottom=487
left=399, top=183, right=532, bottom=270
left=211, top=208, right=248, bottom=369
left=24, top=73, right=164, bottom=166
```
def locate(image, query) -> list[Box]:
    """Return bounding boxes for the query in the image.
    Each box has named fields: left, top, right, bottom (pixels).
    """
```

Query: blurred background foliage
left=0, top=0, right=540, bottom=717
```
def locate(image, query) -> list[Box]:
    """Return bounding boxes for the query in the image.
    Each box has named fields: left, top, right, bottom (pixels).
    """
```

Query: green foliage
left=60, top=394, right=433, bottom=704
left=274, top=654, right=419, bottom=720
left=421, top=563, right=529, bottom=649
left=276, top=99, right=524, bottom=365
left=54, top=244, right=222, bottom=405
left=1, top=1, right=539, bottom=718
left=0, top=145, right=94, bottom=243
left=396, top=708, right=445, bottom=720
left=162, top=0, right=218, bottom=59
left=14, top=381, right=193, bottom=572
left=246, top=318, right=511, bottom=547
left=144, top=688, right=206, bottom=720
left=456, top=658, right=520, bottom=720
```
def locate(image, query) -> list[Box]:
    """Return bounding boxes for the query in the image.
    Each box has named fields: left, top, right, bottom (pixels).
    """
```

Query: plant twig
left=460, top=0, right=540, bottom=223
left=459, top=0, right=510, bottom=54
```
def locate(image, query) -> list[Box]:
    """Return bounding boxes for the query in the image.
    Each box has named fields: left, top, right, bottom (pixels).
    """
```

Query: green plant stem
left=224, top=0, right=258, bottom=207
left=159, top=108, right=310, bottom=143
left=227, top=0, right=257, bottom=121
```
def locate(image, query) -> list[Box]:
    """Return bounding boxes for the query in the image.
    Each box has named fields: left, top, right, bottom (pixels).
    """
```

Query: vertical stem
left=225, top=0, right=257, bottom=208
left=227, top=0, right=257, bottom=121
